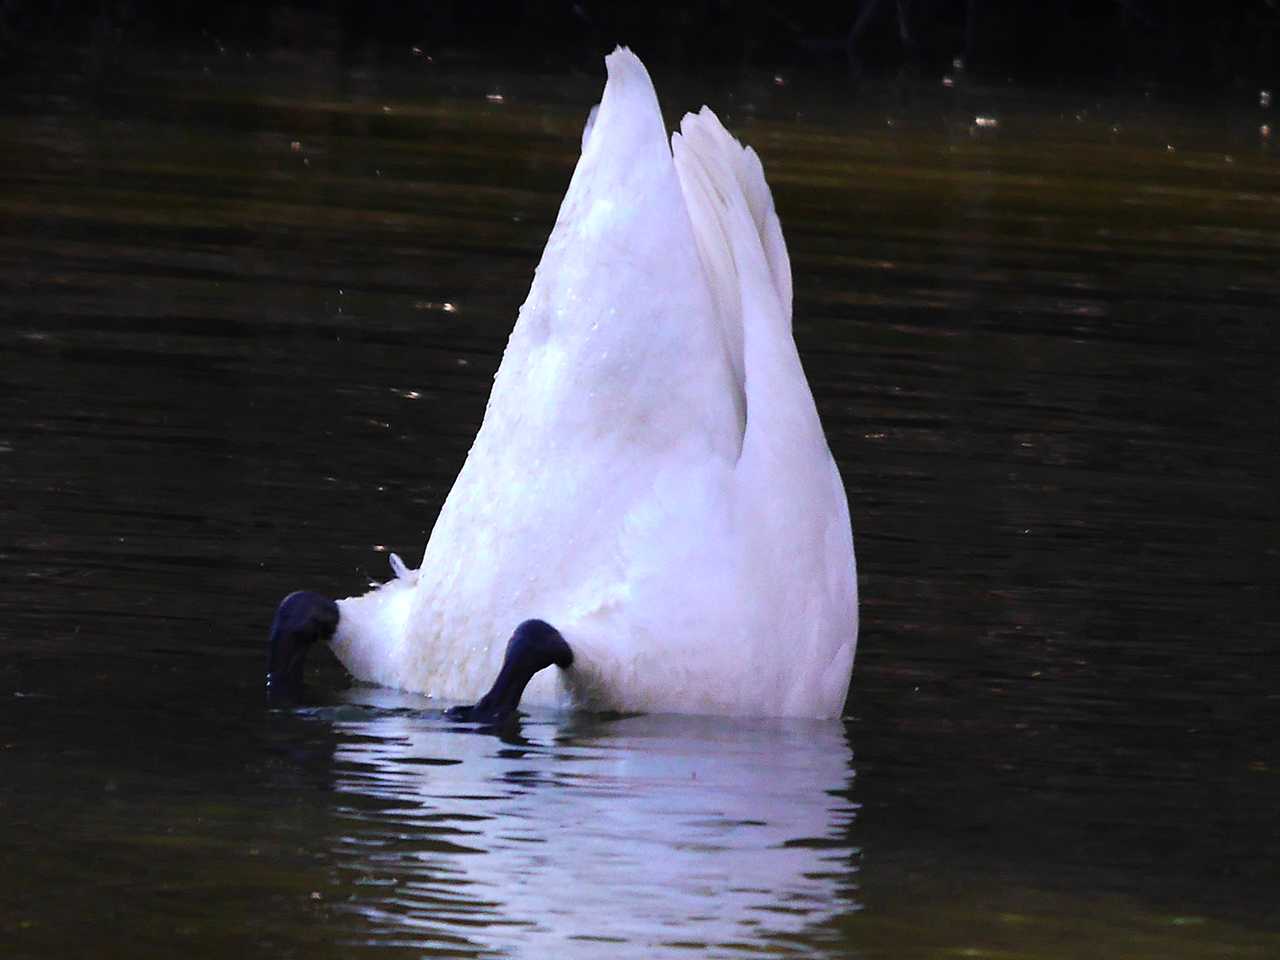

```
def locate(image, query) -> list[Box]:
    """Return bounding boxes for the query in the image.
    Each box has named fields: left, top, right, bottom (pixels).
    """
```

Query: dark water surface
left=2, top=50, right=1278, bottom=958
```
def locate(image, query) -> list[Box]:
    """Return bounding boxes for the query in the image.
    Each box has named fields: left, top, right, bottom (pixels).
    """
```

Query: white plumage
left=330, top=48, right=857, bottom=718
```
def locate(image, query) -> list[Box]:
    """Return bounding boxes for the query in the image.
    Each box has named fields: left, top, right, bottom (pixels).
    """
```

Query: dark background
left=4, top=0, right=1279, bottom=91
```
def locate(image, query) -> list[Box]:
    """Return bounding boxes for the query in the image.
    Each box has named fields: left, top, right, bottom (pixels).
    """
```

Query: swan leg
left=267, top=591, right=339, bottom=700
left=446, top=620, right=573, bottom=722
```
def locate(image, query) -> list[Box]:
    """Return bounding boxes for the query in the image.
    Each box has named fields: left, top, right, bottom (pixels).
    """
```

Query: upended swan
left=268, top=48, right=858, bottom=720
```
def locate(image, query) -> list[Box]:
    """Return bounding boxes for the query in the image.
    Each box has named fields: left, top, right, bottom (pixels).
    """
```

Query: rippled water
left=2, top=49, right=1278, bottom=958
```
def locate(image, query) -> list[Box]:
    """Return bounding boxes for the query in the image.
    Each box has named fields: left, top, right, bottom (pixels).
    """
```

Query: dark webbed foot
left=267, top=591, right=339, bottom=700
left=447, top=620, right=573, bottom=723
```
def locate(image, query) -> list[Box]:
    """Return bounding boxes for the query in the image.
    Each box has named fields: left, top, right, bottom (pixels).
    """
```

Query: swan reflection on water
left=315, top=688, right=859, bottom=956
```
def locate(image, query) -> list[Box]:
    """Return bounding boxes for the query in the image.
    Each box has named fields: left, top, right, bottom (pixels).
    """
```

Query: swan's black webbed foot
left=267, top=591, right=339, bottom=701
left=446, top=619, right=573, bottom=723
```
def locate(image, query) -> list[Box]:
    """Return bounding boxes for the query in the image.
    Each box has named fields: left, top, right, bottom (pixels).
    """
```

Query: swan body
left=329, top=49, right=857, bottom=718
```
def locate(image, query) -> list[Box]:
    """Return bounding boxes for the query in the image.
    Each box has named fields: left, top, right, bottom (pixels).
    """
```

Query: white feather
left=330, top=48, right=857, bottom=718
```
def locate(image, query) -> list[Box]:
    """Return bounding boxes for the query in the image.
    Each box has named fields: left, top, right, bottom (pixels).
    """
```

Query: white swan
left=269, top=48, right=857, bottom=719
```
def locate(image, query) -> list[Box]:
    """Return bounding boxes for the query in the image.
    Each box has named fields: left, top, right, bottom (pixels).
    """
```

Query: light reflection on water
left=321, top=691, right=857, bottom=957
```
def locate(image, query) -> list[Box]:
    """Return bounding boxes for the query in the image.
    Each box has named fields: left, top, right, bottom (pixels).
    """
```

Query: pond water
left=2, top=46, right=1278, bottom=958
